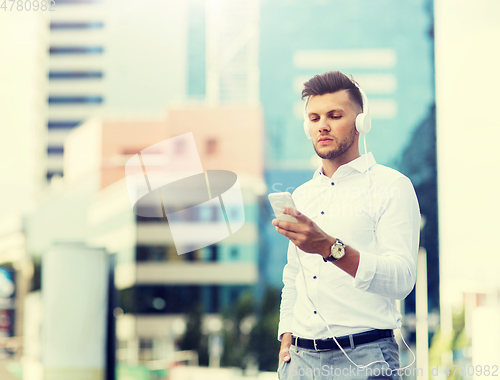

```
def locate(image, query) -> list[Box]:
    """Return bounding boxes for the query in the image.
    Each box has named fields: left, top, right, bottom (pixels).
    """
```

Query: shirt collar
left=313, top=152, right=376, bottom=180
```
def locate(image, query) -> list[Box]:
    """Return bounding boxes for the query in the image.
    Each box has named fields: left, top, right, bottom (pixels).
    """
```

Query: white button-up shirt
left=278, top=152, right=420, bottom=340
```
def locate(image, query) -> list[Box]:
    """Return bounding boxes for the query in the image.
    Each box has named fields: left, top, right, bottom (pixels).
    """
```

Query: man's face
left=306, top=90, right=361, bottom=160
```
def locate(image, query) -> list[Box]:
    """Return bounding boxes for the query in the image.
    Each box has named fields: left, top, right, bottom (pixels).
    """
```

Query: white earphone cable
left=291, top=77, right=416, bottom=372
left=293, top=244, right=389, bottom=370
left=292, top=234, right=416, bottom=372
left=289, top=134, right=416, bottom=372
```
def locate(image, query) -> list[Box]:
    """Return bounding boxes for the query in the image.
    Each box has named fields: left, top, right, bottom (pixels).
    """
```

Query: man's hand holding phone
left=268, top=192, right=335, bottom=259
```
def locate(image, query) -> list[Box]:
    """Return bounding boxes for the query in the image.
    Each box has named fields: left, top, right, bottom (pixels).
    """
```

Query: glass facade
left=259, top=0, right=438, bottom=317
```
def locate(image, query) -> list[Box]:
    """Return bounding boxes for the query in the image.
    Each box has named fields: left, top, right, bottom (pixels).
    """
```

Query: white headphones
left=303, top=81, right=372, bottom=139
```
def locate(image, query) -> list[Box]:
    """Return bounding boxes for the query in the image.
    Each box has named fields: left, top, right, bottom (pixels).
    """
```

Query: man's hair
left=301, top=71, right=363, bottom=111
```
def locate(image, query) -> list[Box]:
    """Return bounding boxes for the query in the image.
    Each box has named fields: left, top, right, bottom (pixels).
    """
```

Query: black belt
left=292, top=329, right=393, bottom=351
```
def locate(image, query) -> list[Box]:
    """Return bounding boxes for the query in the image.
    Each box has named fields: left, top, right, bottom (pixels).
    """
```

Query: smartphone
left=268, top=192, right=298, bottom=223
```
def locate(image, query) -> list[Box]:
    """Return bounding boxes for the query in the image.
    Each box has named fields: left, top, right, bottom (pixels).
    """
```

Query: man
left=273, top=71, right=420, bottom=379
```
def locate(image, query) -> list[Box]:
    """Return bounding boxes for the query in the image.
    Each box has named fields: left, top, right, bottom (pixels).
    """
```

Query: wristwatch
left=323, top=238, right=346, bottom=262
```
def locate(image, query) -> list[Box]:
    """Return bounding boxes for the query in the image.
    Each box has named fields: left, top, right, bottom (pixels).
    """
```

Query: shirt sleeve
left=277, top=239, right=300, bottom=341
left=353, top=175, right=421, bottom=300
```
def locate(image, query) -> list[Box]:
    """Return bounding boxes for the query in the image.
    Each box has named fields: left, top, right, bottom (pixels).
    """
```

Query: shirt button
left=313, top=276, right=317, bottom=279
left=321, top=211, right=324, bottom=215
left=331, top=182, right=334, bottom=186
left=314, top=311, right=317, bottom=314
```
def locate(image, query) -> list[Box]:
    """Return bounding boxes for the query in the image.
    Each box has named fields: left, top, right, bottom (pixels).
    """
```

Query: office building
left=26, top=104, right=265, bottom=364
left=47, top=0, right=107, bottom=179
left=0, top=10, right=49, bottom=363
left=46, top=0, right=260, bottom=181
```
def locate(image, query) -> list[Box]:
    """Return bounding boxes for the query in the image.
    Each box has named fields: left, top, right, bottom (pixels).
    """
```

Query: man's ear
left=354, top=124, right=360, bottom=135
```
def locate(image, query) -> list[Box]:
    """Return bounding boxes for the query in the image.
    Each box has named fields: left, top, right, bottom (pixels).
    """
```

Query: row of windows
left=48, top=96, right=103, bottom=104
left=119, top=285, right=252, bottom=314
left=136, top=203, right=241, bottom=223
left=49, top=71, right=103, bottom=79
left=136, top=245, right=219, bottom=262
left=46, top=171, right=63, bottom=181
left=135, top=245, right=243, bottom=262
left=48, top=121, right=81, bottom=129
left=50, top=22, right=104, bottom=29
left=46, top=14, right=104, bottom=181
left=49, top=46, right=103, bottom=54
left=47, top=147, right=64, bottom=154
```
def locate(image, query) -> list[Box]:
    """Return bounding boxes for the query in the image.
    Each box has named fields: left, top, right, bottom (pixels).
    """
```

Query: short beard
left=313, top=128, right=356, bottom=160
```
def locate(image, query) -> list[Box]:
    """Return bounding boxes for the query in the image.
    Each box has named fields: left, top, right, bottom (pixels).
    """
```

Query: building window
left=136, top=246, right=168, bottom=262
left=183, top=206, right=200, bottom=222
left=174, top=139, right=187, bottom=156
left=229, top=206, right=241, bottom=220
left=210, top=205, right=220, bottom=221
left=49, top=46, right=104, bottom=54
left=205, top=138, right=218, bottom=156
left=118, top=285, right=251, bottom=314
left=48, top=120, right=81, bottom=129
left=46, top=171, right=63, bottom=181
left=210, top=285, right=219, bottom=312
left=139, top=338, right=153, bottom=362
left=209, top=245, right=218, bottom=262
left=50, top=22, right=104, bottom=30
left=47, top=146, right=64, bottom=154
left=230, top=247, right=238, bottom=259
left=48, top=96, right=103, bottom=104
left=136, top=209, right=165, bottom=221
left=49, top=71, right=103, bottom=79
left=185, top=251, right=196, bottom=262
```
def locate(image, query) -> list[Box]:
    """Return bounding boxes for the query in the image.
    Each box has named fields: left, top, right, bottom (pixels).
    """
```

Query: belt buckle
left=313, top=338, right=318, bottom=351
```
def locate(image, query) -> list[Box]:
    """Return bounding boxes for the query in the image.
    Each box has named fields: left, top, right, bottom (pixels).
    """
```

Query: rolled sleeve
left=353, top=176, right=420, bottom=300
left=353, top=249, right=377, bottom=291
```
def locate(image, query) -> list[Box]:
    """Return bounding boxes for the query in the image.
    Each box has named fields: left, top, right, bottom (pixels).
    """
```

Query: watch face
left=332, top=243, right=345, bottom=259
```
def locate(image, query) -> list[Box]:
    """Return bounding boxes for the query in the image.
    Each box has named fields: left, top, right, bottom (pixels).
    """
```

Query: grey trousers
left=277, top=337, right=402, bottom=380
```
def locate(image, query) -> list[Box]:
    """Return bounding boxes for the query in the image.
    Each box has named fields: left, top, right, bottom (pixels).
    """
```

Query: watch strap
left=323, top=238, right=345, bottom=262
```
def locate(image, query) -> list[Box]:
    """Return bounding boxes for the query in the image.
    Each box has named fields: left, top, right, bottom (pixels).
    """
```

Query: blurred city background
left=0, top=0, right=499, bottom=379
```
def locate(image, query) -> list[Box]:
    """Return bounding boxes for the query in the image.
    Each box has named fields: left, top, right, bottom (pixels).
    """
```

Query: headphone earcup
left=355, top=113, right=372, bottom=134
left=304, top=118, right=312, bottom=139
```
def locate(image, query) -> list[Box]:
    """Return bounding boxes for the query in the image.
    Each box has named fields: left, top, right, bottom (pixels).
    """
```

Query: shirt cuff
left=278, top=332, right=286, bottom=342
left=353, top=250, right=377, bottom=291
left=277, top=320, right=292, bottom=341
